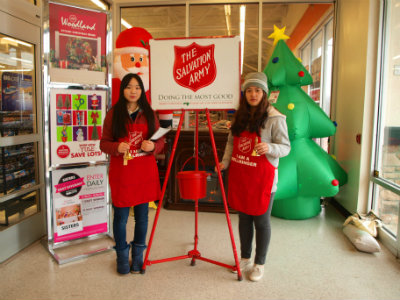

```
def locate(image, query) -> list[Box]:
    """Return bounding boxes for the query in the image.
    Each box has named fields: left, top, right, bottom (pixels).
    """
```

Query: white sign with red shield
left=150, top=36, right=241, bottom=110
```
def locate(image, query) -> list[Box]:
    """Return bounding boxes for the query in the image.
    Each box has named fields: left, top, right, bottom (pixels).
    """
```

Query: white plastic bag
left=343, top=224, right=381, bottom=253
left=343, top=210, right=382, bottom=237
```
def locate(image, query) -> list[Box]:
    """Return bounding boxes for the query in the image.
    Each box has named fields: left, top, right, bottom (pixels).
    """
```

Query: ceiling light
left=2, top=37, right=32, bottom=47
left=91, top=0, right=107, bottom=10
left=224, top=5, right=232, bottom=36
left=1, top=69, right=32, bottom=72
left=240, top=5, right=246, bottom=74
left=121, top=18, right=132, bottom=29
left=10, top=57, right=32, bottom=64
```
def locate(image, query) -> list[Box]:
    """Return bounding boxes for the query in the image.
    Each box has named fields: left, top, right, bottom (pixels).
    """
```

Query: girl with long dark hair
left=217, top=72, right=290, bottom=281
left=100, top=73, right=163, bottom=275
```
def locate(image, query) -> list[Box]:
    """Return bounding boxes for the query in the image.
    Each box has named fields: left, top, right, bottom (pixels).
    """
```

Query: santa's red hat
left=114, top=27, right=153, bottom=56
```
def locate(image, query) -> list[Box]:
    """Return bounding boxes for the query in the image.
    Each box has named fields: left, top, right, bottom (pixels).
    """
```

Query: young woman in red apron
left=100, top=73, right=164, bottom=275
left=217, top=72, right=290, bottom=281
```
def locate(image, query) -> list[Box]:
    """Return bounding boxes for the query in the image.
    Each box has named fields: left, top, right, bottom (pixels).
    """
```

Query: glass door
left=0, top=5, right=45, bottom=262
left=299, top=17, right=334, bottom=152
left=371, top=0, right=400, bottom=257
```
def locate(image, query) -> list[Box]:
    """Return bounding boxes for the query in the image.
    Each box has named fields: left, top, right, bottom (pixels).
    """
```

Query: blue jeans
left=113, top=203, right=149, bottom=250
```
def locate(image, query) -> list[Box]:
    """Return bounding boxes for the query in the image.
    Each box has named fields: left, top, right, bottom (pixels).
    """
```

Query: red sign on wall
left=173, top=43, right=217, bottom=92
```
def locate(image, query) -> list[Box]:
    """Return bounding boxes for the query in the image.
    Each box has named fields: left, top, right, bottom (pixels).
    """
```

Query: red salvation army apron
left=228, top=131, right=276, bottom=216
left=109, top=122, right=161, bottom=207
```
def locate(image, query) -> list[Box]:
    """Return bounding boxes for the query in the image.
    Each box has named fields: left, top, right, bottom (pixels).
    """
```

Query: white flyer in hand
left=150, top=126, right=172, bottom=141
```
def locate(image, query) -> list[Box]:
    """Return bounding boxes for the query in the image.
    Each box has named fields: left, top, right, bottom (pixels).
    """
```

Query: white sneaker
left=249, top=264, right=264, bottom=282
left=232, top=258, right=252, bottom=273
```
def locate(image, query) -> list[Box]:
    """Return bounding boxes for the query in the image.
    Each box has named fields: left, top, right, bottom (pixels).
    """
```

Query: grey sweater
left=221, top=106, right=291, bottom=192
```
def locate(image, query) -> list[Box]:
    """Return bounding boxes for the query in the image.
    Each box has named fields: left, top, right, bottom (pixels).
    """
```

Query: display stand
left=42, top=1, right=113, bottom=264
left=142, top=109, right=243, bottom=281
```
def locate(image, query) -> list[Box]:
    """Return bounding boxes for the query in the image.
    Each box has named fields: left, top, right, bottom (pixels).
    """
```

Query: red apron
left=228, top=131, right=276, bottom=216
left=108, top=122, right=161, bottom=207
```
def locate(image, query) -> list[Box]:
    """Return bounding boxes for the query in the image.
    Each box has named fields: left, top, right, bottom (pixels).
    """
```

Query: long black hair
left=112, top=73, right=156, bottom=139
left=230, top=90, right=269, bottom=136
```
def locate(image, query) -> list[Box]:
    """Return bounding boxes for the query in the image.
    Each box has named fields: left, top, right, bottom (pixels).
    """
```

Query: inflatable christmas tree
left=264, top=26, right=347, bottom=219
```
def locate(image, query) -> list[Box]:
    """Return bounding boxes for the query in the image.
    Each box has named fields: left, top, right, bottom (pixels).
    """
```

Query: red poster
left=49, top=3, right=107, bottom=84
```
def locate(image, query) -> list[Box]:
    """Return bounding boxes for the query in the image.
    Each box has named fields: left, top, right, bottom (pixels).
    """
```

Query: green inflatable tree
left=264, top=26, right=347, bottom=219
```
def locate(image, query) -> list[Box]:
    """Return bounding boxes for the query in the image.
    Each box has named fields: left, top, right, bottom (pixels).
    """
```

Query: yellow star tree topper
left=268, top=25, right=290, bottom=45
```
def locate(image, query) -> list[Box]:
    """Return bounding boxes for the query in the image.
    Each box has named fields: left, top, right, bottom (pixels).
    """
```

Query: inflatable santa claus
left=113, top=27, right=173, bottom=128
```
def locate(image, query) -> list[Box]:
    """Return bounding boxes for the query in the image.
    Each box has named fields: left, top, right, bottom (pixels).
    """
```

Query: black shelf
left=0, top=142, right=37, bottom=225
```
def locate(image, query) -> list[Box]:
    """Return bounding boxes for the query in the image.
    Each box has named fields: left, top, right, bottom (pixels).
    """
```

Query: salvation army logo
left=173, top=42, right=216, bottom=92
left=57, top=145, right=70, bottom=158
left=129, top=131, right=143, bottom=147
left=238, top=137, right=252, bottom=153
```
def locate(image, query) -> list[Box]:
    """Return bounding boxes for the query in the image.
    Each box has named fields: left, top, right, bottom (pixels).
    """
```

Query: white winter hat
left=242, top=72, right=269, bottom=94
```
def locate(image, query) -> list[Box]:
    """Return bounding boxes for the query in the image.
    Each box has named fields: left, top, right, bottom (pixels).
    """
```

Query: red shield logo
left=238, top=137, right=252, bottom=153
left=173, top=42, right=217, bottom=92
left=129, top=131, right=143, bottom=148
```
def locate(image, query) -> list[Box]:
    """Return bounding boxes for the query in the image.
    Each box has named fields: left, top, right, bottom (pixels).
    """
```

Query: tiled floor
left=1, top=202, right=400, bottom=300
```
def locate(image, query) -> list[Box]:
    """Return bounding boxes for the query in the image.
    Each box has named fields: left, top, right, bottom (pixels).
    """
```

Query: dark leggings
left=238, top=193, right=275, bottom=265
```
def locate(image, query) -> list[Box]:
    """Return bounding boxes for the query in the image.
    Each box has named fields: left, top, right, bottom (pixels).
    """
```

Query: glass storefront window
left=190, top=3, right=259, bottom=77
left=121, top=6, right=186, bottom=38
left=373, top=185, right=399, bottom=236
left=301, top=43, right=311, bottom=94
left=0, top=34, right=36, bottom=137
left=298, top=16, right=333, bottom=152
left=372, top=0, right=400, bottom=239
left=310, top=30, right=323, bottom=103
left=322, top=18, right=333, bottom=116
left=261, top=4, right=309, bottom=72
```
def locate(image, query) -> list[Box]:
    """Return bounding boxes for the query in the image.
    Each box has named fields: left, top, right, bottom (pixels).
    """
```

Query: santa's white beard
left=114, top=60, right=150, bottom=91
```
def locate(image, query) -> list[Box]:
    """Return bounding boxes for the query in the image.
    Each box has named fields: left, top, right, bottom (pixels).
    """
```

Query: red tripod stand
left=142, top=109, right=242, bottom=281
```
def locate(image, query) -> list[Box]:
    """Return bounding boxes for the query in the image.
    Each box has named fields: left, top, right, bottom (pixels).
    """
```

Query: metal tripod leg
left=205, top=109, right=243, bottom=281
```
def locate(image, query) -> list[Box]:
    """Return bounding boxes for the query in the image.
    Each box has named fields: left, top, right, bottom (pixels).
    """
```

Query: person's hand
left=118, top=142, right=130, bottom=154
left=141, top=140, right=155, bottom=152
left=214, top=162, right=226, bottom=173
left=254, top=142, right=269, bottom=155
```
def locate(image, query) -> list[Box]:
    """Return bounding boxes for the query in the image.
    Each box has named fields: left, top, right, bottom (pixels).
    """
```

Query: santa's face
left=114, top=53, right=150, bottom=91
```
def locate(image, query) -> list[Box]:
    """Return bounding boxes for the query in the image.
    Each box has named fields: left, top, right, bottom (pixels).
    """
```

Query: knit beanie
left=242, top=72, right=269, bottom=94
